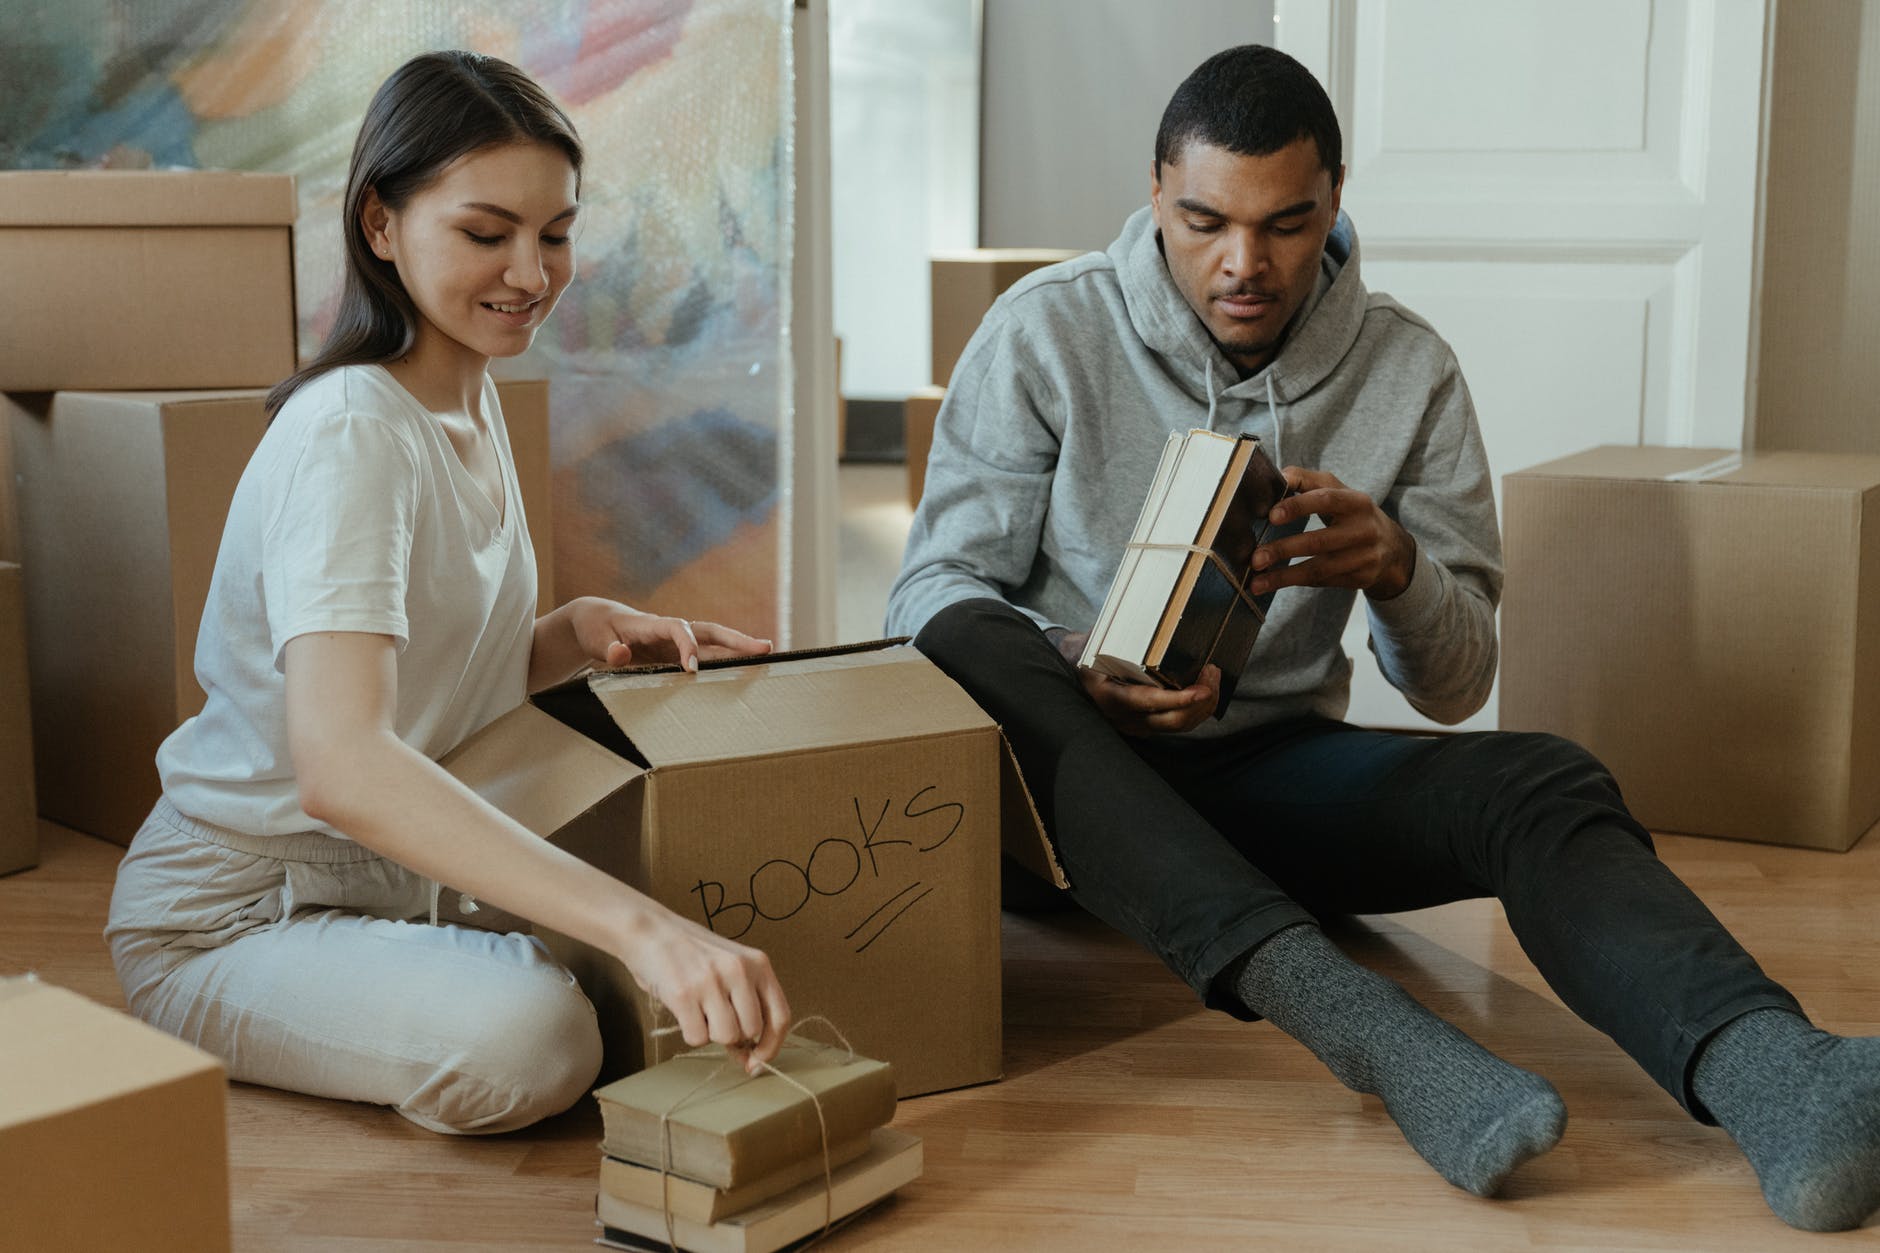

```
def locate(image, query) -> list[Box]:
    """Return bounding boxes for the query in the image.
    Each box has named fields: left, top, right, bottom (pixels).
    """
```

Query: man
left=886, top=45, right=1878, bottom=1232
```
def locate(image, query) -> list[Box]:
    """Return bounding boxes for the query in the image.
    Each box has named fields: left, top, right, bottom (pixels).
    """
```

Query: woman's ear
left=360, top=188, right=395, bottom=262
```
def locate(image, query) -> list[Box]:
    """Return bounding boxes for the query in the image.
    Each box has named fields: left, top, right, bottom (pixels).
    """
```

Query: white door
left=1275, top=0, right=1769, bottom=731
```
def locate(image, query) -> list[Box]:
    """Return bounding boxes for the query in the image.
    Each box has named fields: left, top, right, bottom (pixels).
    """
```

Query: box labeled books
left=438, top=641, right=1063, bottom=1096
left=1081, top=429, right=1292, bottom=707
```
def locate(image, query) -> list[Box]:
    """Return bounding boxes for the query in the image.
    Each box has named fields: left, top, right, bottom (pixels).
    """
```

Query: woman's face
left=365, top=141, right=580, bottom=364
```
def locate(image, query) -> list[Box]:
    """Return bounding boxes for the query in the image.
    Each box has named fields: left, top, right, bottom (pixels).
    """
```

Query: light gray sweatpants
left=106, top=798, right=602, bottom=1135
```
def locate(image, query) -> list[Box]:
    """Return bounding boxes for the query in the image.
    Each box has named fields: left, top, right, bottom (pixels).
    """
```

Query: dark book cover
left=1145, top=437, right=1293, bottom=704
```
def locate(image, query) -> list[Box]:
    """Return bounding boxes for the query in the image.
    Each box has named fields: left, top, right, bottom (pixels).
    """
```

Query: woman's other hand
left=618, top=906, right=792, bottom=1075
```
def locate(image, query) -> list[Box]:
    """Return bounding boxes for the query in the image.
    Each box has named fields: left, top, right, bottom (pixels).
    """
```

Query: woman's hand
left=570, top=597, right=771, bottom=672
left=617, top=905, right=793, bottom=1075
left=532, top=597, right=772, bottom=690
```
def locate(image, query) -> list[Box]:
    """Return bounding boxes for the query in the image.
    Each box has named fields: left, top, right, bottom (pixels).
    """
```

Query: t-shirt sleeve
left=262, top=410, right=423, bottom=668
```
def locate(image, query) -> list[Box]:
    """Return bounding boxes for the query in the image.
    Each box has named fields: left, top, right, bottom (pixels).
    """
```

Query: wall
left=829, top=0, right=979, bottom=399
left=1753, top=1, right=1880, bottom=452
left=979, top=0, right=1275, bottom=250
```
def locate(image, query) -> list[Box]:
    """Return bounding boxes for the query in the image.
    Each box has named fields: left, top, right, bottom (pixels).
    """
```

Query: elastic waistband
left=154, top=796, right=384, bottom=865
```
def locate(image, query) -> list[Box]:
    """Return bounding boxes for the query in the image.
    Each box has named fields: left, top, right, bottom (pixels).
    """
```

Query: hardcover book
left=593, top=1042, right=896, bottom=1190
left=595, top=1126, right=921, bottom=1253
left=1081, top=429, right=1290, bottom=708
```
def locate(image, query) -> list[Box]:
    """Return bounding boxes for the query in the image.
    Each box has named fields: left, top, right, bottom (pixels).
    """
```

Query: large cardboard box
left=9, top=389, right=268, bottom=844
left=441, top=642, right=1062, bottom=1098
left=0, top=396, right=18, bottom=563
left=0, top=171, right=297, bottom=391
left=904, top=386, right=943, bottom=510
left=1, top=563, right=34, bottom=875
left=0, top=977, right=230, bottom=1253
left=497, top=377, right=557, bottom=615
left=1500, top=446, right=1880, bottom=851
left=7, top=380, right=556, bottom=844
left=930, top=249, right=1080, bottom=385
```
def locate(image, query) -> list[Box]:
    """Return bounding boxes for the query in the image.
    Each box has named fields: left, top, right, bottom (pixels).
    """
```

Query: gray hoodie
left=885, top=207, right=1502, bottom=736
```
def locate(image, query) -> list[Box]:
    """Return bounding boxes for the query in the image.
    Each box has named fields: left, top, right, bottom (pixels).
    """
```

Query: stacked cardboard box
left=1501, top=446, right=1880, bottom=851
left=910, top=249, right=1079, bottom=509
left=0, top=563, right=33, bottom=875
left=440, top=640, right=1063, bottom=1097
left=2, top=172, right=558, bottom=847
left=0, top=977, right=230, bottom=1252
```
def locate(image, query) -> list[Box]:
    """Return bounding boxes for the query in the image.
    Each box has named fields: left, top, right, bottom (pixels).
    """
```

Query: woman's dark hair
left=267, top=51, right=583, bottom=415
left=1153, top=45, right=1341, bottom=184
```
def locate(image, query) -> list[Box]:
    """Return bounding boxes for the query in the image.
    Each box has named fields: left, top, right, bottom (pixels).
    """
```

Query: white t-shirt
left=158, top=364, right=538, bottom=837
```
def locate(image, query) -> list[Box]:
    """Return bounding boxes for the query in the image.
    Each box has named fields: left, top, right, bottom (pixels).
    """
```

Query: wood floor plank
left=2, top=821, right=1873, bottom=1249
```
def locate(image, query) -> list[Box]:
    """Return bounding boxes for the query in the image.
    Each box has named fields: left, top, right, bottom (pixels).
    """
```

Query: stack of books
left=1081, top=428, right=1291, bottom=708
left=591, top=1042, right=918, bottom=1253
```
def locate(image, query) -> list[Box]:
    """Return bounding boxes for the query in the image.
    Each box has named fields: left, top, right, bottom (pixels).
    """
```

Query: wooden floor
left=4, top=818, right=1876, bottom=1250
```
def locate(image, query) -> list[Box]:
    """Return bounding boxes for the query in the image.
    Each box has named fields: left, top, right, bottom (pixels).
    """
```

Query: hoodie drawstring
left=1264, top=371, right=1284, bottom=471
left=1204, top=359, right=1286, bottom=473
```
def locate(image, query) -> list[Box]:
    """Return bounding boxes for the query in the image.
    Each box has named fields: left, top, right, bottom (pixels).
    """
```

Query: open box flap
left=439, top=702, right=643, bottom=836
left=584, top=641, right=997, bottom=769
left=1000, top=735, right=1067, bottom=889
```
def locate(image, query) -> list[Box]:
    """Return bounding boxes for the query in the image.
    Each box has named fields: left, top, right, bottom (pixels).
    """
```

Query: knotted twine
left=1121, top=541, right=1264, bottom=619
left=641, top=1010, right=859, bottom=1252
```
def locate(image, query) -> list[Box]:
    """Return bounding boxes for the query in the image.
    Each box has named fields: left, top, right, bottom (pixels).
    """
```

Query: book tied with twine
left=1082, top=428, right=1292, bottom=710
left=594, top=1041, right=897, bottom=1190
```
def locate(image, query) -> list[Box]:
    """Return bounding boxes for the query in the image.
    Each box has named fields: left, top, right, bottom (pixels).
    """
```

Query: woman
left=106, top=50, right=790, bottom=1135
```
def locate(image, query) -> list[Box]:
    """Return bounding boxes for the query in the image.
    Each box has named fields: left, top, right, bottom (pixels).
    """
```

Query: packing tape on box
left=1662, top=453, right=1744, bottom=482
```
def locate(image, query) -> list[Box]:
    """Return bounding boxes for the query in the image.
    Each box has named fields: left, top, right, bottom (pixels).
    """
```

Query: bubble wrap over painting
left=1, top=0, right=794, bottom=638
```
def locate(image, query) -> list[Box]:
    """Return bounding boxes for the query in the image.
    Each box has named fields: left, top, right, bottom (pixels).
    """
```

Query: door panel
left=1277, top=0, right=1767, bottom=730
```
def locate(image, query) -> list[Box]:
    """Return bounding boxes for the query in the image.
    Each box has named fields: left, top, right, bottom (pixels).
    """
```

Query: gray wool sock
left=1693, top=1007, right=1880, bottom=1232
left=1233, top=923, right=1565, bottom=1197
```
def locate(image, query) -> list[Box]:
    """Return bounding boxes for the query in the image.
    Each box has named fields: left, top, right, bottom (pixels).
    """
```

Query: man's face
left=1150, top=137, right=1343, bottom=374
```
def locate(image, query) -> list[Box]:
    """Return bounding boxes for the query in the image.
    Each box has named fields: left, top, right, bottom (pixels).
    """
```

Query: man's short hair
left=1154, top=45, right=1342, bottom=184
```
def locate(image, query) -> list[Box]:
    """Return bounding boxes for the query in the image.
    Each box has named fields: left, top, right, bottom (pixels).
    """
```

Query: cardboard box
left=7, top=379, right=556, bottom=845
left=0, top=398, right=18, bottom=564
left=441, top=642, right=1062, bottom=1097
left=904, top=386, right=943, bottom=509
left=8, top=389, right=268, bottom=844
left=0, top=977, right=230, bottom=1253
left=930, top=249, right=1080, bottom=385
left=0, top=171, right=297, bottom=391
left=1500, top=446, right=1880, bottom=851
left=497, top=377, right=557, bottom=614
left=0, top=563, right=34, bottom=875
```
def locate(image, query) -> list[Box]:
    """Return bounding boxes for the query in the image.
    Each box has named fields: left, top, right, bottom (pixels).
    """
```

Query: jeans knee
left=912, top=597, right=1026, bottom=670
left=398, top=968, right=602, bottom=1135
left=1485, top=731, right=1652, bottom=856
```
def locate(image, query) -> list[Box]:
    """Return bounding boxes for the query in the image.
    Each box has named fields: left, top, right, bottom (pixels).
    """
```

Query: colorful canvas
left=1, top=0, right=793, bottom=639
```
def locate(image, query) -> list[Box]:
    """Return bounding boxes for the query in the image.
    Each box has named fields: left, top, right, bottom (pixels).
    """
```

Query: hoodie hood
left=1108, top=205, right=1363, bottom=411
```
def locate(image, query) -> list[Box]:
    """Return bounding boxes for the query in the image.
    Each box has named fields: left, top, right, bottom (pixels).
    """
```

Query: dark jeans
left=916, top=598, right=1801, bottom=1118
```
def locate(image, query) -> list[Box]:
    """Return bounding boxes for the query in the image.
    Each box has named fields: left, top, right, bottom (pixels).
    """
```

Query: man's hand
left=1249, top=468, right=1418, bottom=601
left=1049, top=628, right=1220, bottom=736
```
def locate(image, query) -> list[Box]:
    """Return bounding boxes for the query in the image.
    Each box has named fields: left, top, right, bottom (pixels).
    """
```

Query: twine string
left=1122, top=541, right=1265, bottom=617
left=643, top=1009, right=859, bottom=1252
